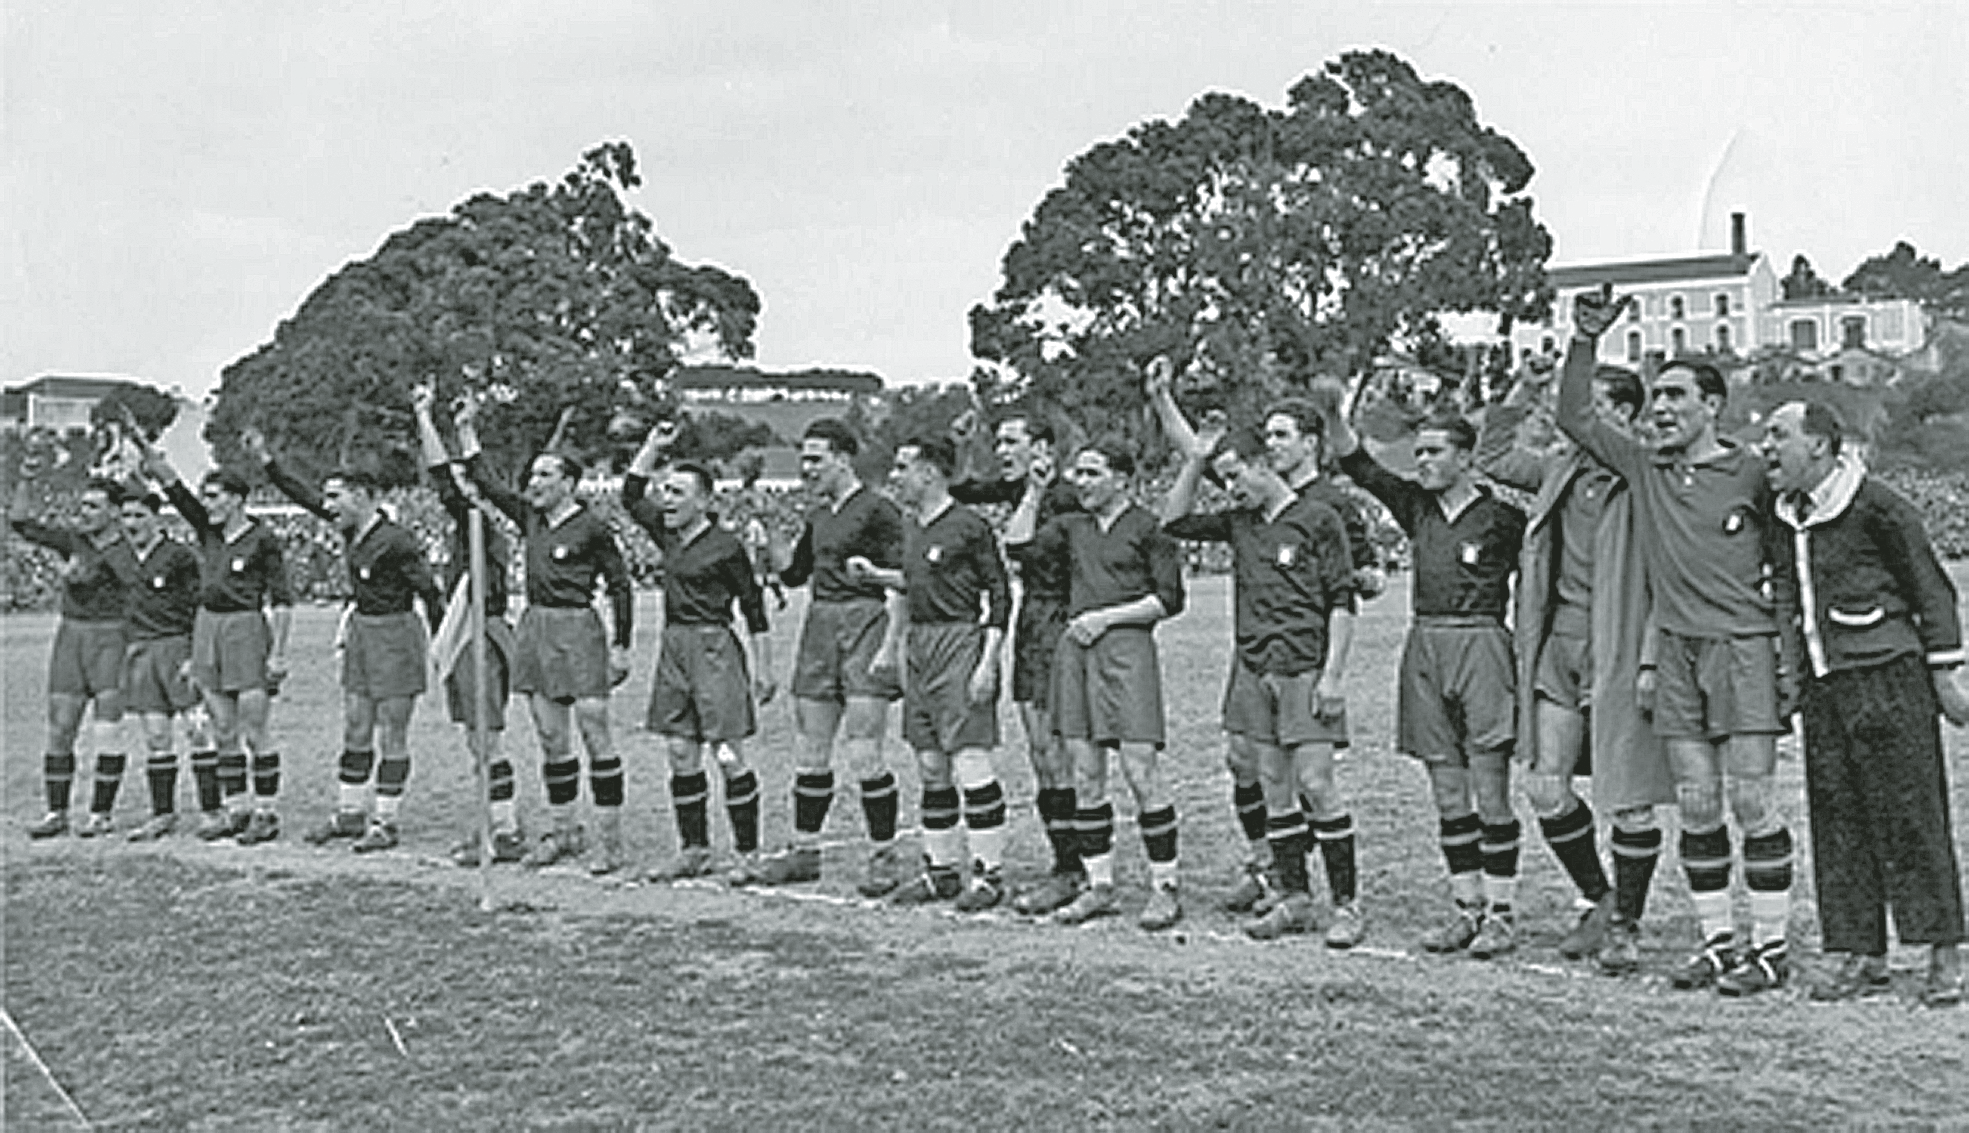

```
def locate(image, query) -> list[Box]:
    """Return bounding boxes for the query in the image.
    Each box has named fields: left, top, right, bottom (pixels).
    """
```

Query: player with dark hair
left=854, top=436, right=1014, bottom=909
left=1316, top=384, right=1528, bottom=959
left=1009, top=440, right=1188, bottom=930
left=623, top=422, right=777, bottom=883
left=458, top=400, right=635, bottom=872
left=759, top=417, right=910, bottom=894
left=141, top=446, right=294, bottom=844
left=1761, top=400, right=1967, bottom=1006
left=411, top=386, right=527, bottom=864
left=243, top=431, right=445, bottom=853
left=949, top=407, right=1087, bottom=913
left=1563, top=286, right=1794, bottom=996
left=1475, top=355, right=1674, bottom=968
left=10, top=473, right=139, bottom=838
left=1159, top=416, right=1359, bottom=943
left=116, top=489, right=213, bottom=841
left=1148, top=367, right=1372, bottom=944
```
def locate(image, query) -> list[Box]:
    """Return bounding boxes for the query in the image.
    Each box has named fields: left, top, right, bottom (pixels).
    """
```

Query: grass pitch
left=7, top=574, right=1969, bottom=1129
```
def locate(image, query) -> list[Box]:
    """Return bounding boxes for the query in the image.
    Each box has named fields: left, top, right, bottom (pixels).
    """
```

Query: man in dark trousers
left=1761, top=400, right=1967, bottom=1007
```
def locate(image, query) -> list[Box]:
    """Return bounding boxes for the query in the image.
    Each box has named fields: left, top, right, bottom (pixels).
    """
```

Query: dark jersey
left=1339, top=450, right=1523, bottom=620
left=624, top=474, right=768, bottom=634
left=164, top=482, right=295, bottom=613
left=428, top=460, right=510, bottom=619
left=952, top=475, right=1080, bottom=600
left=783, top=485, right=904, bottom=604
left=9, top=519, right=138, bottom=621
left=263, top=457, right=442, bottom=624
left=1021, top=504, right=1186, bottom=620
left=464, top=455, right=634, bottom=647
left=126, top=536, right=202, bottom=640
left=1164, top=495, right=1352, bottom=676
left=902, top=501, right=1011, bottom=629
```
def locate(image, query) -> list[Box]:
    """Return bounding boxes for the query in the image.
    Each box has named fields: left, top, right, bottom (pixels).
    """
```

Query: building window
left=1790, top=319, right=1819, bottom=351
left=1541, top=335, right=1556, bottom=355
left=1714, top=293, right=1730, bottom=317
left=1669, top=294, right=1686, bottom=320
left=1671, top=327, right=1687, bottom=354
left=1716, top=323, right=1732, bottom=351
left=1628, top=300, right=1642, bottom=322
left=1842, top=315, right=1866, bottom=349
left=1626, top=331, right=1642, bottom=362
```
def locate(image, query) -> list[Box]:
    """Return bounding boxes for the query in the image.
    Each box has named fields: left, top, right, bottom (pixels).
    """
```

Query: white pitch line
left=2, top=1006, right=92, bottom=1130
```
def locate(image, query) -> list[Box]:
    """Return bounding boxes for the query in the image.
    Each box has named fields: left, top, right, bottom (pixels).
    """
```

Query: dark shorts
left=903, top=622, right=999, bottom=753
left=1222, top=662, right=1348, bottom=748
left=1652, top=629, right=1782, bottom=741
left=1012, top=596, right=1067, bottom=707
left=792, top=599, right=901, bottom=704
left=1533, top=628, right=1593, bottom=712
left=49, top=618, right=126, bottom=701
left=1396, top=618, right=1516, bottom=765
left=191, top=609, right=270, bottom=695
left=123, top=635, right=198, bottom=715
left=514, top=605, right=611, bottom=702
left=649, top=623, right=757, bottom=743
left=1053, top=625, right=1164, bottom=747
left=446, top=616, right=515, bottom=730
left=341, top=611, right=429, bottom=700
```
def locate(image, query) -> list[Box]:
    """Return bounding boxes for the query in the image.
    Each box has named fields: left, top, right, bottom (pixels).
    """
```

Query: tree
left=208, top=142, right=761, bottom=482
left=1780, top=254, right=1833, bottom=301
left=969, top=49, right=1553, bottom=454
left=1842, top=241, right=1969, bottom=319
left=670, top=410, right=780, bottom=464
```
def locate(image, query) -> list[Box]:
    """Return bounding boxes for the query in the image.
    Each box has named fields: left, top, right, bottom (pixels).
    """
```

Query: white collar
left=1778, top=453, right=1865, bottom=529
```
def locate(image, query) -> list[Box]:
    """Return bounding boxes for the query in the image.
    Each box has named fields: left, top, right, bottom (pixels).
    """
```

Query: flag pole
left=468, top=507, right=494, bottom=912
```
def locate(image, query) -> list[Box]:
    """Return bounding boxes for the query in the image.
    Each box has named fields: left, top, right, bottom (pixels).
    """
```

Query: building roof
left=1546, top=253, right=1757, bottom=290
left=4, top=374, right=152, bottom=400
left=673, top=365, right=883, bottom=395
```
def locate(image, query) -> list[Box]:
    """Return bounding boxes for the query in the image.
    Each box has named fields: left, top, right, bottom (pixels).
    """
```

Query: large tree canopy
left=1840, top=241, right=1969, bottom=319
left=209, top=142, right=761, bottom=481
left=969, top=49, right=1552, bottom=449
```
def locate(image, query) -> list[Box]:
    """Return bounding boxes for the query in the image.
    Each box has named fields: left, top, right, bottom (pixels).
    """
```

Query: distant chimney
left=1731, top=213, right=1747, bottom=258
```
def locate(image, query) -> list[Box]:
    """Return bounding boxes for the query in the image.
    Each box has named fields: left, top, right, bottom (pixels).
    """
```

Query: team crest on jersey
left=1723, top=510, right=1745, bottom=534
left=1275, top=543, right=1296, bottom=567
left=926, top=545, right=944, bottom=564
left=1459, top=542, right=1480, bottom=566
left=359, top=566, right=372, bottom=581
left=154, top=576, right=167, bottom=588
left=552, top=545, right=569, bottom=560
left=231, top=557, right=246, bottom=573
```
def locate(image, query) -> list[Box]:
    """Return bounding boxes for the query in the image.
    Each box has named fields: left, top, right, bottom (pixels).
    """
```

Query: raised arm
left=8, top=476, right=77, bottom=554
left=453, top=397, right=528, bottom=527
left=1474, top=377, right=1550, bottom=494
left=621, top=420, right=677, bottom=536
left=140, top=441, right=214, bottom=535
left=241, top=429, right=333, bottom=522
left=1557, top=287, right=1646, bottom=480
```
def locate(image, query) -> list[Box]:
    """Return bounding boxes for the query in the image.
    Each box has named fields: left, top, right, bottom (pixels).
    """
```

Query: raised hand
left=1189, top=408, right=1228, bottom=462
left=1307, top=376, right=1349, bottom=419
left=1143, top=355, right=1175, bottom=402
left=949, top=407, right=980, bottom=441
left=410, top=384, right=436, bottom=417
left=1573, top=281, right=1635, bottom=339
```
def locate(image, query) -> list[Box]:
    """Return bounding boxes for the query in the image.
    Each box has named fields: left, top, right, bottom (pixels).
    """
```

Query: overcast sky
left=5, top=1, right=1965, bottom=395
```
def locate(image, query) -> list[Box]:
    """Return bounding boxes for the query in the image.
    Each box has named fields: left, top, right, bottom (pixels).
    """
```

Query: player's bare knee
left=1727, top=774, right=1782, bottom=839
left=1611, top=805, right=1657, bottom=833
left=665, top=739, right=705, bottom=774
left=1523, top=772, right=1572, bottom=819
left=1676, top=781, right=1725, bottom=834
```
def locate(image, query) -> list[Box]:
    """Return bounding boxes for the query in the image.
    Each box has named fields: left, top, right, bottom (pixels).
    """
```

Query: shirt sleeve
left=621, top=473, right=665, bottom=537
left=461, top=453, right=529, bottom=528
left=781, top=522, right=815, bottom=588
left=395, top=528, right=445, bottom=630
left=1555, top=337, right=1646, bottom=482
left=730, top=542, right=770, bottom=636
left=8, top=518, right=78, bottom=556
left=1162, top=512, right=1233, bottom=543
left=163, top=480, right=214, bottom=536
left=1337, top=449, right=1423, bottom=537
left=1475, top=402, right=1548, bottom=494
left=594, top=522, right=634, bottom=648
left=263, top=456, right=334, bottom=523
left=260, top=531, right=294, bottom=608
left=1307, top=505, right=1354, bottom=610
left=871, top=499, right=906, bottom=568
left=1145, top=523, right=1186, bottom=618
left=978, top=520, right=1011, bottom=631
left=1871, top=488, right=1964, bottom=668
